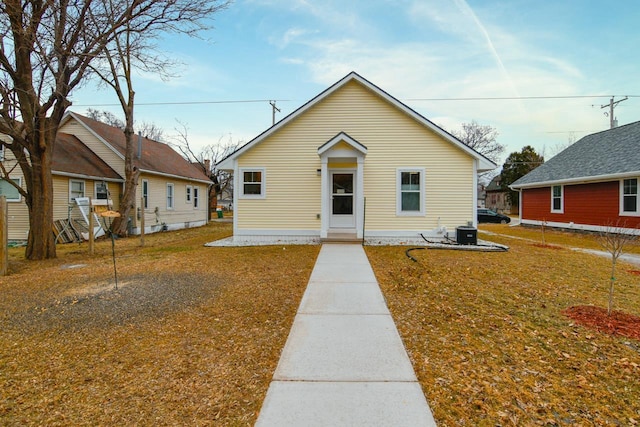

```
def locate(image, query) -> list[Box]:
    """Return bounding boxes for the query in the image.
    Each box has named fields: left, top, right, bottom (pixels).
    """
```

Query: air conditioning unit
left=456, top=226, right=477, bottom=245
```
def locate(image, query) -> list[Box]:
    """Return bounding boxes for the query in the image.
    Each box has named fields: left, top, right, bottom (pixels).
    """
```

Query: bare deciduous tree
left=0, top=0, right=229, bottom=255
left=171, top=125, right=239, bottom=219
left=86, top=109, right=125, bottom=129
left=89, top=0, right=228, bottom=236
left=597, top=220, right=640, bottom=315
left=453, top=121, right=504, bottom=164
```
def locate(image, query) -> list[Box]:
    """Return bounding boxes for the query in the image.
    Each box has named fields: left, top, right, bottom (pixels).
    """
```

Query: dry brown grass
left=367, top=224, right=640, bottom=426
left=482, top=222, right=640, bottom=255
left=3, top=222, right=640, bottom=425
left=0, top=223, right=319, bottom=426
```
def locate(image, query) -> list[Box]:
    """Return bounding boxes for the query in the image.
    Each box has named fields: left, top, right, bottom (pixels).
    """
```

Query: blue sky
left=70, top=0, right=640, bottom=166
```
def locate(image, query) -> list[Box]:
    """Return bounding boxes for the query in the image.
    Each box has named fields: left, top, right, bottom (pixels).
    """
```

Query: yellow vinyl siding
left=237, top=80, right=476, bottom=232
left=137, top=174, right=208, bottom=229
left=59, top=120, right=125, bottom=175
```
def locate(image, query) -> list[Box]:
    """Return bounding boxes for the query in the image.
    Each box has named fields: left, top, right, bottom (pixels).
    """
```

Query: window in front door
left=332, top=173, right=353, bottom=215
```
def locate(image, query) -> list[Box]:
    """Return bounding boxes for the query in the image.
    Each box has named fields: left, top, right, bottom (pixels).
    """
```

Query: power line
left=72, top=94, right=640, bottom=108
left=407, top=95, right=640, bottom=101
left=72, top=99, right=292, bottom=107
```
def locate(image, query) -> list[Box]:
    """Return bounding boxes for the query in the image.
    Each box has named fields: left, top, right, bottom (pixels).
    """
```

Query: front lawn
left=1, top=223, right=638, bottom=425
left=0, top=223, right=319, bottom=425
left=367, top=225, right=640, bottom=425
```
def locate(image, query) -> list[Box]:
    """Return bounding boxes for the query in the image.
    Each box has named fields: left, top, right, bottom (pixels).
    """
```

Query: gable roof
left=485, top=175, right=504, bottom=192
left=53, top=133, right=122, bottom=181
left=511, top=121, right=640, bottom=189
left=218, top=72, right=496, bottom=171
left=65, top=112, right=211, bottom=184
left=317, top=132, right=368, bottom=156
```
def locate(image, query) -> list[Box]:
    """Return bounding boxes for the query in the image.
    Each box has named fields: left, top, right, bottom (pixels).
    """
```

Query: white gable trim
left=218, top=72, right=496, bottom=171
left=318, top=132, right=368, bottom=156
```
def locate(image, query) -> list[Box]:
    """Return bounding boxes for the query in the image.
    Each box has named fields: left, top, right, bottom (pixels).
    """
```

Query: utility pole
left=601, top=96, right=628, bottom=129
left=269, top=100, right=280, bottom=125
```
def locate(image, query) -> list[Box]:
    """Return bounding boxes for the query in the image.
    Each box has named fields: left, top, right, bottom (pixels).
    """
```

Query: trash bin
left=216, top=209, right=223, bottom=219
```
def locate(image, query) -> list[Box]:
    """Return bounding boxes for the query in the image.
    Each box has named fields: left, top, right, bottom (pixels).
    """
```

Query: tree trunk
left=24, top=142, right=56, bottom=260
left=608, top=259, right=616, bottom=316
left=111, top=128, right=139, bottom=236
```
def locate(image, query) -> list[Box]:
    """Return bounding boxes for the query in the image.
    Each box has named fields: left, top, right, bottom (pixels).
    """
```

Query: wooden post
left=88, top=197, right=95, bottom=255
left=0, top=196, right=7, bottom=276
left=140, top=197, right=145, bottom=247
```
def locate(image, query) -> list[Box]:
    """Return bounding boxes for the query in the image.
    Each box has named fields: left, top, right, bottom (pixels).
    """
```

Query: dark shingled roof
left=53, top=133, right=122, bottom=180
left=511, top=121, right=640, bottom=188
left=72, top=113, right=211, bottom=183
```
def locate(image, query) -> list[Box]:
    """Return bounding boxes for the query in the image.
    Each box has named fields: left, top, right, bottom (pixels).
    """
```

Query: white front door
left=330, top=171, right=355, bottom=229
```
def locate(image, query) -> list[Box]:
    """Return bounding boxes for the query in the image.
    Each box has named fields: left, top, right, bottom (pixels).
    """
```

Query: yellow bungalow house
left=218, top=72, right=496, bottom=243
left=0, top=112, right=211, bottom=242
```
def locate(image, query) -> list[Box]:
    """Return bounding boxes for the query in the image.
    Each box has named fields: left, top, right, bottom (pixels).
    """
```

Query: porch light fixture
left=317, top=169, right=321, bottom=176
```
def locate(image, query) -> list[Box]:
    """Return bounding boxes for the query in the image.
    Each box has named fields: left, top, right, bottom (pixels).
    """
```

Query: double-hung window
left=69, top=180, right=85, bottom=202
left=186, top=185, right=192, bottom=203
left=397, top=168, right=425, bottom=216
left=193, top=187, right=199, bottom=209
left=240, top=168, right=265, bottom=198
left=95, top=181, right=109, bottom=200
left=0, top=177, right=21, bottom=202
left=622, top=178, right=639, bottom=215
left=142, top=180, right=149, bottom=209
left=167, top=183, right=174, bottom=209
left=551, top=185, right=563, bottom=213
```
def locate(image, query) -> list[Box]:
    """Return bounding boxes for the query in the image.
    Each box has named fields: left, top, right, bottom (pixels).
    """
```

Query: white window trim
left=396, top=168, right=426, bottom=216
left=193, top=186, right=199, bottom=209
left=0, top=145, right=4, bottom=162
left=94, top=181, right=109, bottom=200
left=167, top=183, right=175, bottom=210
left=1, top=177, right=22, bottom=202
left=142, top=179, right=149, bottom=210
left=551, top=185, right=564, bottom=213
left=186, top=185, right=192, bottom=204
left=69, top=179, right=86, bottom=203
left=620, top=178, right=640, bottom=216
left=239, top=167, right=266, bottom=199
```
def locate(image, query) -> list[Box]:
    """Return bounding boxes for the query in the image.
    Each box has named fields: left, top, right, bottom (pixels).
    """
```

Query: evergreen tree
left=500, top=145, right=544, bottom=207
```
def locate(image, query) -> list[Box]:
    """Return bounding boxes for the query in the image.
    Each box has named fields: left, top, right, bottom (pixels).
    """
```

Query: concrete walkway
left=255, top=244, right=436, bottom=426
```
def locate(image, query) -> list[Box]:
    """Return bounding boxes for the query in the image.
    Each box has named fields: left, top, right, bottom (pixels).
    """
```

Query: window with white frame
left=167, top=183, right=174, bottom=209
left=142, top=180, right=149, bottom=209
left=95, top=181, right=109, bottom=200
left=397, top=168, right=425, bottom=215
left=551, top=185, right=563, bottom=212
left=186, top=185, right=192, bottom=203
left=193, top=186, right=199, bottom=208
left=69, top=180, right=85, bottom=202
left=240, top=168, right=265, bottom=198
left=622, top=178, right=638, bottom=215
left=0, top=145, right=4, bottom=162
left=0, top=177, right=21, bottom=202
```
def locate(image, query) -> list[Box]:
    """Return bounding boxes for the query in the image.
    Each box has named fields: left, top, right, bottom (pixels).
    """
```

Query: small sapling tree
left=597, top=220, right=640, bottom=315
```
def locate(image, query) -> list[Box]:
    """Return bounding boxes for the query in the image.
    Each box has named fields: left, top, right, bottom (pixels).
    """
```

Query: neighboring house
left=485, top=175, right=515, bottom=214
left=510, top=121, right=640, bottom=234
left=217, top=72, right=496, bottom=243
left=0, top=112, right=211, bottom=241
left=477, top=183, right=486, bottom=208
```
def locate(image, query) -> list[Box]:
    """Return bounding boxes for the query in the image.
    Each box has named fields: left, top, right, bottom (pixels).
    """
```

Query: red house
left=510, top=121, right=640, bottom=234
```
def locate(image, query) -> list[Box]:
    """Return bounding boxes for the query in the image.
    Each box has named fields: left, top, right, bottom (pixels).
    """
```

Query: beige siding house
left=1, top=112, right=211, bottom=241
left=218, top=72, right=495, bottom=243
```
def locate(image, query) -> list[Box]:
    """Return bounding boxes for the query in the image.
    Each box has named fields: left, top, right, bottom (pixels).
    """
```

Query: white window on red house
left=622, top=178, right=638, bottom=214
left=551, top=185, right=563, bottom=213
